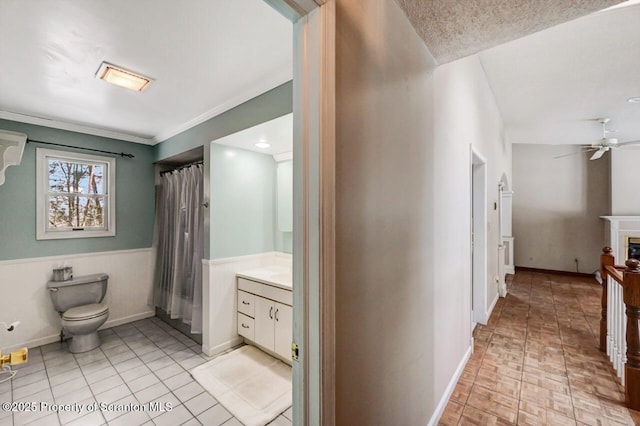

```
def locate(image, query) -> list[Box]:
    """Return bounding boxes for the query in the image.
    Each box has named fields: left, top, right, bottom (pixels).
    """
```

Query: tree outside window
left=36, top=148, right=115, bottom=239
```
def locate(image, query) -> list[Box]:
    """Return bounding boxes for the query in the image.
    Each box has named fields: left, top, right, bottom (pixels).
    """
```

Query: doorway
left=471, top=146, right=488, bottom=328
left=265, top=2, right=335, bottom=424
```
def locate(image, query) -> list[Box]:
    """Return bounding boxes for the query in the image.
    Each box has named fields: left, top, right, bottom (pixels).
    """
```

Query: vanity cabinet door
left=274, top=302, right=292, bottom=361
left=255, top=297, right=275, bottom=350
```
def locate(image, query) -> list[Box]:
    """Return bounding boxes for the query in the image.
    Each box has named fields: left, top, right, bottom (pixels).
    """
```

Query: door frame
left=266, top=1, right=335, bottom=425
left=470, top=145, right=488, bottom=327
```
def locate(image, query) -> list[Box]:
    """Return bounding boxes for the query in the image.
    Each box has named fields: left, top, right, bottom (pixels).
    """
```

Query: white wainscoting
left=0, top=248, right=154, bottom=352
left=202, top=251, right=292, bottom=356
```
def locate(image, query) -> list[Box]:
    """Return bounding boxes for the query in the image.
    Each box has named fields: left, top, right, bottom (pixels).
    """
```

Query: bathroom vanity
left=236, top=266, right=292, bottom=363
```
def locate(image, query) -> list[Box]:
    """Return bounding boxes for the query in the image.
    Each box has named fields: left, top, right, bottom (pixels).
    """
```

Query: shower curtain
left=153, top=163, right=204, bottom=334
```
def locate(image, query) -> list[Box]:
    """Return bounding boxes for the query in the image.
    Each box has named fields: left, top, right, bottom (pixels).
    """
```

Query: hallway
left=441, top=271, right=639, bottom=425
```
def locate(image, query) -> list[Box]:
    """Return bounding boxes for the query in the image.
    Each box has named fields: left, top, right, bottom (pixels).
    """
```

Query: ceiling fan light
left=96, top=62, right=153, bottom=92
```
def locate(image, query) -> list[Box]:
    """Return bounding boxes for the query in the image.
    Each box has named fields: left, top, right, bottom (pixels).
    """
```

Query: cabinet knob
left=269, top=307, right=274, bottom=319
left=241, top=324, right=250, bottom=329
left=275, top=308, right=279, bottom=321
left=242, top=301, right=250, bottom=305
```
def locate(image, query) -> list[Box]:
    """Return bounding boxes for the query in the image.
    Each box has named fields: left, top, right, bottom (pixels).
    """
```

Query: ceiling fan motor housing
left=593, top=137, right=618, bottom=148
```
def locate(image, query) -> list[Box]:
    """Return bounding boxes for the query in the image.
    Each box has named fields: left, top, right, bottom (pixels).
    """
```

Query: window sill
left=36, top=229, right=116, bottom=240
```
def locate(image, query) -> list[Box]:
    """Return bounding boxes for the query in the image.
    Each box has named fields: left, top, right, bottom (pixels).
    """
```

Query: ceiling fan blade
left=590, top=149, right=606, bottom=160
left=554, top=146, right=600, bottom=159
left=617, top=140, right=640, bottom=148
left=554, top=152, right=581, bottom=159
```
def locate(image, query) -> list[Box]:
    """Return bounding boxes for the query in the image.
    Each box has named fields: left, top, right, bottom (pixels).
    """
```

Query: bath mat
left=191, top=345, right=291, bottom=426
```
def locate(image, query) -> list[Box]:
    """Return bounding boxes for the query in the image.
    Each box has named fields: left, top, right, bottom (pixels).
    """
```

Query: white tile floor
left=0, top=318, right=293, bottom=426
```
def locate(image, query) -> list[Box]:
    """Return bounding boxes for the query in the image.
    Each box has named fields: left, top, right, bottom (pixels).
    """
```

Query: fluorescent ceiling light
left=96, top=62, right=152, bottom=92
left=255, top=142, right=271, bottom=149
left=628, top=97, right=640, bottom=103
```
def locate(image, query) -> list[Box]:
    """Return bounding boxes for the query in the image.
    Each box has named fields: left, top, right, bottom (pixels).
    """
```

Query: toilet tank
left=47, top=273, right=108, bottom=313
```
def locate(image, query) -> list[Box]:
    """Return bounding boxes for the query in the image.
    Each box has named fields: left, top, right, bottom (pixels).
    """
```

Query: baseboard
left=1, top=311, right=155, bottom=353
left=515, top=266, right=596, bottom=279
left=476, top=292, right=499, bottom=325
left=4, top=334, right=62, bottom=354
left=427, top=345, right=472, bottom=426
left=102, top=311, right=155, bottom=330
left=486, top=291, right=499, bottom=320
left=203, top=336, right=244, bottom=357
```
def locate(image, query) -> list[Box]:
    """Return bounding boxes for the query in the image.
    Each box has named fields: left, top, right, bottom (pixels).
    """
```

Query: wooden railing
left=600, top=246, right=640, bottom=410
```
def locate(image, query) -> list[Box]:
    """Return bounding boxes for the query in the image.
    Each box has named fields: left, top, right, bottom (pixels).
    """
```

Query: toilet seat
left=63, top=304, right=109, bottom=321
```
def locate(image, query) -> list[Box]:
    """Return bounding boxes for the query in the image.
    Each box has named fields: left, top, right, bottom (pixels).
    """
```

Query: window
left=36, top=148, right=116, bottom=239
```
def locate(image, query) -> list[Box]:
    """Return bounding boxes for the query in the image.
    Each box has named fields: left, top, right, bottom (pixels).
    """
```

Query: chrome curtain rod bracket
left=26, top=139, right=135, bottom=158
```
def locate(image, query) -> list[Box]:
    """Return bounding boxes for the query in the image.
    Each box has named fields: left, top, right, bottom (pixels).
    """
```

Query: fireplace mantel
left=601, top=216, right=640, bottom=221
left=601, top=216, right=640, bottom=262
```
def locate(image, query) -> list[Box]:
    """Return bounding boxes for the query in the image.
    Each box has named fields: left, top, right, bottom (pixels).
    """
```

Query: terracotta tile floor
left=440, top=270, right=640, bottom=425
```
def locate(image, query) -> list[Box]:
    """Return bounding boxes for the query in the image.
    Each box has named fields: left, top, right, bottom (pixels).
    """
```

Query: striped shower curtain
left=153, top=163, right=204, bottom=333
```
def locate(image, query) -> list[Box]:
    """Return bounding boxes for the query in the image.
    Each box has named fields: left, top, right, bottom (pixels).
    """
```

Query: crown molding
left=0, top=111, right=155, bottom=145
left=153, top=69, right=292, bottom=144
left=1, top=69, right=292, bottom=147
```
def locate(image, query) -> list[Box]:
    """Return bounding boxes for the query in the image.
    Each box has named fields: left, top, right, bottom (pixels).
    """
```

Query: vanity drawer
left=237, top=277, right=292, bottom=306
left=237, top=290, right=255, bottom=317
left=238, top=313, right=255, bottom=341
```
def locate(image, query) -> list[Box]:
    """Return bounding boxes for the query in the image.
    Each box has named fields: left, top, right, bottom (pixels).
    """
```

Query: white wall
left=611, top=149, right=640, bottom=215
left=512, top=144, right=609, bottom=273
left=333, top=0, right=509, bottom=423
left=0, top=248, right=154, bottom=352
left=433, top=54, right=510, bottom=407
left=335, top=2, right=436, bottom=423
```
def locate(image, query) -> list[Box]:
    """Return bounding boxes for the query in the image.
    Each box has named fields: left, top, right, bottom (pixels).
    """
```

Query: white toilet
left=47, top=273, right=109, bottom=353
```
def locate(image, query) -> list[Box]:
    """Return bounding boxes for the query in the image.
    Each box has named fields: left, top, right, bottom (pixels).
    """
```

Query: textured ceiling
left=395, top=0, right=624, bottom=64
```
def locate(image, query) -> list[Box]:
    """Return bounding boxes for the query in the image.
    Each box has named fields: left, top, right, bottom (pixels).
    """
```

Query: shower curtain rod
left=159, top=160, right=203, bottom=176
left=27, top=139, right=135, bottom=158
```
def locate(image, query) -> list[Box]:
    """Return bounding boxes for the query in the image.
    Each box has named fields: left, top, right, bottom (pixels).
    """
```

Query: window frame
left=36, top=148, right=116, bottom=240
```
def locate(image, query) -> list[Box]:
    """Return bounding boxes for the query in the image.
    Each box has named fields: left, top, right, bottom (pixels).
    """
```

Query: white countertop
left=236, top=265, right=292, bottom=290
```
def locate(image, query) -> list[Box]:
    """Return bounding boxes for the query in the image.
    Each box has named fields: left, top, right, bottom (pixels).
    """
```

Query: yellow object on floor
left=0, top=347, right=28, bottom=366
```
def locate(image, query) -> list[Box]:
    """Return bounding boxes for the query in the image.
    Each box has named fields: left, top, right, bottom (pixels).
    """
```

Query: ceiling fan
left=574, top=118, right=640, bottom=160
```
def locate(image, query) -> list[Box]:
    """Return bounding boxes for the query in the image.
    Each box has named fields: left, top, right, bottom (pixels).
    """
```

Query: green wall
left=0, top=81, right=293, bottom=261
left=275, top=160, right=293, bottom=254
left=210, top=144, right=276, bottom=259
left=154, top=81, right=292, bottom=162
left=154, top=80, right=293, bottom=260
left=0, top=120, right=155, bottom=261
